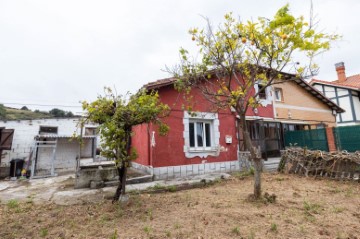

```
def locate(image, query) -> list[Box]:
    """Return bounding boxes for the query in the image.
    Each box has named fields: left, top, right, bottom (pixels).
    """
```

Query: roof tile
left=311, top=74, right=360, bottom=90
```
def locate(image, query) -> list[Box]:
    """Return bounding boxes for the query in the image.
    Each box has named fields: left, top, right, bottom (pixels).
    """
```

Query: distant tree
left=168, top=5, right=338, bottom=199
left=49, top=108, right=66, bottom=117
left=34, top=109, right=40, bottom=113
left=21, top=106, right=29, bottom=111
left=65, top=111, right=74, bottom=117
left=81, top=87, right=170, bottom=202
left=0, top=104, right=6, bottom=119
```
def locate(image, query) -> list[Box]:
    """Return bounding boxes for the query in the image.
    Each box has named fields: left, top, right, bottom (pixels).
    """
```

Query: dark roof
left=143, top=74, right=344, bottom=113
left=143, top=77, right=177, bottom=90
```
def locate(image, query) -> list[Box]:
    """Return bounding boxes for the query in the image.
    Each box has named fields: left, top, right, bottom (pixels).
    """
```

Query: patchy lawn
left=1, top=173, right=359, bottom=239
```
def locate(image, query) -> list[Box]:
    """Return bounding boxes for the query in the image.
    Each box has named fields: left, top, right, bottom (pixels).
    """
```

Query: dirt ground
left=1, top=173, right=359, bottom=239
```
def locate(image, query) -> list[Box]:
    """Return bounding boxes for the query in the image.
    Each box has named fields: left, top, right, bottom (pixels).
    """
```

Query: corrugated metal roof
left=36, top=134, right=96, bottom=139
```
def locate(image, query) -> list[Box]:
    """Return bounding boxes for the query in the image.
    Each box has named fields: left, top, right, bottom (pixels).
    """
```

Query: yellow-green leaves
left=82, top=88, right=170, bottom=163
left=171, top=4, right=338, bottom=115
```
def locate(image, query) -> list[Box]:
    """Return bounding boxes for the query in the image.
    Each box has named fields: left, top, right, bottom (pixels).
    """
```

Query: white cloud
left=0, top=0, right=358, bottom=111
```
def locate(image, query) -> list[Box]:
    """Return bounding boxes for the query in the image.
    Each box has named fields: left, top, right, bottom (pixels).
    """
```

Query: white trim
left=254, top=81, right=273, bottom=107
left=274, top=104, right=332, bottom=113
left=183, top=111, right=220, bottom=158
left=245, top=116, right=274, bottom=121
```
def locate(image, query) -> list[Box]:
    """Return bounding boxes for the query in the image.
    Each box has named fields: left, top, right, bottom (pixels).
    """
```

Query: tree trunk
left=252, top=157, right=262, bottom=198
left=239, top=112, right=262, bottom=199
left=113, top=160, right=127, bottom=203
left=112, top=129, right=131, bottom=203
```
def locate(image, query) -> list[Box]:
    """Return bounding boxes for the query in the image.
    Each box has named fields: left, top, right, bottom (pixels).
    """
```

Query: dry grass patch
left=1, top=173, right=359, bottom=238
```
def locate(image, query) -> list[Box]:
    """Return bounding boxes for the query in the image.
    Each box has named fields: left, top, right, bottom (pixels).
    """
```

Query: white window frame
left=274, top=88, right=283, bottom=102
left=189, top=120, right=212, bottom=151
left=254, top=81, right=273, bottom=107
left=183, top=111, right=220, bottom=158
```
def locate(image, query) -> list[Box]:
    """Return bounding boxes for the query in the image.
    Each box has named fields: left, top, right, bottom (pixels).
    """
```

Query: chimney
left=335, top=62, right=346, bottom=82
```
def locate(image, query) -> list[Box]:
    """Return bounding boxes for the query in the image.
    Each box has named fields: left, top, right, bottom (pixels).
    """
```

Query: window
left=189, top=121, right=212, bottom=150
left=39, top=126, right=58, bottom=135
left=258, top=84, right=267, bottom=99
left=254, top=81, right=273, bottom=107
left=85, top=127, right=97, bottom=136
left=274, top=88, right=283, bottom=102
left=183, top=111, right=220, bottom=158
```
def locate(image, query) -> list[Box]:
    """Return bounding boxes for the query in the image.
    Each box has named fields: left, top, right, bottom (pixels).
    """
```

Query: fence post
left=325, top=127, right=337, bottom=152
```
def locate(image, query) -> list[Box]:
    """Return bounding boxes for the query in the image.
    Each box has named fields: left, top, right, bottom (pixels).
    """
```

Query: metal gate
left=284, top=128, right=329, bottom=151
left=333, top=125, right=360, bottom=152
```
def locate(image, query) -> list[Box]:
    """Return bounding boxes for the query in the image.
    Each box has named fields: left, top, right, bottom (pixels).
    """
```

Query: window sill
left=185, top=147, right=220, bottom=159
left=188, top=149, right=218, bottom=153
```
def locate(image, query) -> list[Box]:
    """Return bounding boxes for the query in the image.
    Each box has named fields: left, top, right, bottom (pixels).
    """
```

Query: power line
left=2, top=102, right=82, bottom=108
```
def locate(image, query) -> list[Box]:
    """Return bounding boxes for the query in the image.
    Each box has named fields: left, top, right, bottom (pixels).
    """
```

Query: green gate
left=333, top=125, right=360, bottom=152
left=284, top=128, right=329, bottom=151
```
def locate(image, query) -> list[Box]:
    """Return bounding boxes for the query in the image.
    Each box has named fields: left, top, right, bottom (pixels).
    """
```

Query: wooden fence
left=279, top=148, right=360, bottom=181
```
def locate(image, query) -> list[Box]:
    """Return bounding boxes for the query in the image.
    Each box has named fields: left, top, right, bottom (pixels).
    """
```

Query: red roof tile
left=310, top=74, right=360, bottom=90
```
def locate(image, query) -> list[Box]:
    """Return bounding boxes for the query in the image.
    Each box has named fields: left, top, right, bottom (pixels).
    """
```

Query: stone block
left=198, top=164, right=205, bottom=174
left=193, top=164, right=199, bottom=175
left=159, top=167, right=168, bottom=175
left=153, top=168, right=160, bottom=176
left=180, top=165, right=187, bottom=177
left=215, top=163, right=221, bottom=172
left=167, top=167, right=174, bottom=178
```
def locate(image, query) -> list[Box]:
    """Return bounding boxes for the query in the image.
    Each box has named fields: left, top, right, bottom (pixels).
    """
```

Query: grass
left=232, top=167, right=255, bottom=178
left=4, top=107, right=52, bottom=120
left=332, top=206, right=346, bottom=214
left=7, top=199, right=19, bottom=209
left=1, top=173, right=359, bottom=238
left=270, top=223, right=278, bottom=233
left=39, top=228, right=48, bottom=237
left=303, top=201, right=322, bottom=215
left=148, top=184, right=178, bottom=193
left=147, top=208, right=154, bottom=220
left=231, top=226, right=241, bottom=235
left=109, top=229, right=118, bottom=239
left=143, top=225, right=152, bottom=234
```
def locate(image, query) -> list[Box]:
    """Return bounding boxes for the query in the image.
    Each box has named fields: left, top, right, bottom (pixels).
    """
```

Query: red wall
left=132, top=123, right=150, bottom=166
left=133, top=78, right=274, bottom=167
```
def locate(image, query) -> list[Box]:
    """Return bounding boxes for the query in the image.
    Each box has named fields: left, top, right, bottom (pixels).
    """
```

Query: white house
left=0, top=117, right=98, bottom=178
left=310, top=62, right=360, bottom=126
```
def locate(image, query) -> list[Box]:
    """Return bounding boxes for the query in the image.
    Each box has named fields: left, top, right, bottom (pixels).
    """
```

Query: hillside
left=1, top=107, right=53, bottom=120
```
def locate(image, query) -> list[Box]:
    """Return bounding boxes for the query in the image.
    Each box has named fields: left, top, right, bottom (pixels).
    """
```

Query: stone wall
left=132, top=160, right=246, bottom=180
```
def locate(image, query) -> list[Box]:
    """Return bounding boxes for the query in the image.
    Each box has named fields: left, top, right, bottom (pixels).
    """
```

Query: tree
left=65, top=111, right=74, bottom=117
left=21, top=106, right=29, bottom=111
left=49, top=108, right=66, bottom=117
left=0, top=104, right=6, bottom=119
left=168, top=5, right=338, bottom=199
left=81, top=87, right=170, bottom=202
left=49, top=108, right=74, bottom=118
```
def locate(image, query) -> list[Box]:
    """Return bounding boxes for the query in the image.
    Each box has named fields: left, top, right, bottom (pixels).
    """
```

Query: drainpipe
left=147, top=124, right=154, bottom=179
left=272, top=86, right=277, bottom=120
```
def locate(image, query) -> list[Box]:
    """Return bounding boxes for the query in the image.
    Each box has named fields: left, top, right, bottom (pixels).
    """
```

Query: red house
left=131, top=77, right=274, bottom=179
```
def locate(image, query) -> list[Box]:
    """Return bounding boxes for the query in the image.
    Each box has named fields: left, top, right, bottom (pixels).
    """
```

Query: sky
left=1, top=0, right=359, bottom=113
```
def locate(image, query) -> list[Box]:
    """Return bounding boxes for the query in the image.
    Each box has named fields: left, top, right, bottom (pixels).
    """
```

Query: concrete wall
left=35, top=138, right=93, bottom=174
left=0, top=118, right=97, bottom=176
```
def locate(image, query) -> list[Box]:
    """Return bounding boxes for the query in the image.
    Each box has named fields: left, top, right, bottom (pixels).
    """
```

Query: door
left=0, top=128, right=15, bottom=163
